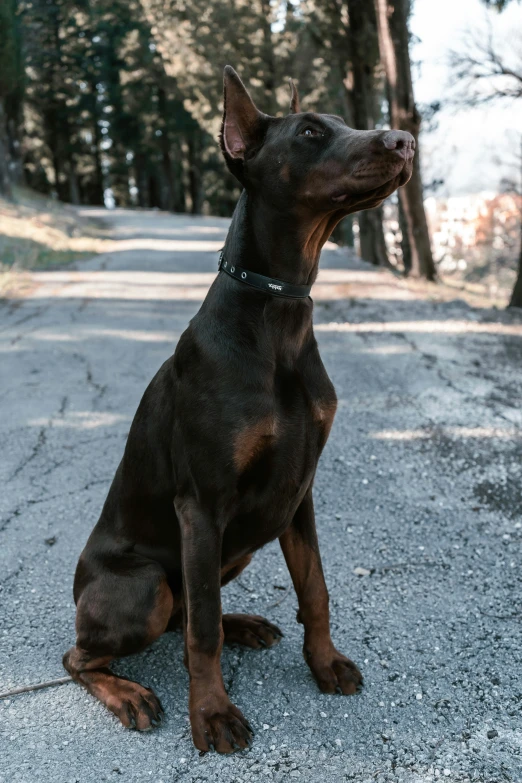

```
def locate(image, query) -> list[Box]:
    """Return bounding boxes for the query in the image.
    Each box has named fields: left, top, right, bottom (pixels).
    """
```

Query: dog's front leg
left=279, top=490, right=363, bottom=695
left=175, top=497, right=253, bottom=753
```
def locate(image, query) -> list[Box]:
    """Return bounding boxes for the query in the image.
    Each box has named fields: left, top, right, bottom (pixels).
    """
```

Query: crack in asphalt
left=1, top=388, right=103, bottom=537
left=0, top=477, right=109, bottom=539
left=0, top=303, right=50, bottom=333
left=7, top=426, right=47, bottom=483
left=225, top=648, right=247, bottom=696
left=71, top=351, right=108, bottom=406
left=395, top=329, right=522, bottom=434
left=0, top=507, right=21, bottom=533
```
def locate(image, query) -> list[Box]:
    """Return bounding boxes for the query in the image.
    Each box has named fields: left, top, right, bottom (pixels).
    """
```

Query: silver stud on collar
left=231, top=266, right=235, bottom=273
left=241, top=272, right=247, bottom=279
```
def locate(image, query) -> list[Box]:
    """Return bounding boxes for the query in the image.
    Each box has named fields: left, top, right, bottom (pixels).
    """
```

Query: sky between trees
left=411, top=0, right=521, bottom=196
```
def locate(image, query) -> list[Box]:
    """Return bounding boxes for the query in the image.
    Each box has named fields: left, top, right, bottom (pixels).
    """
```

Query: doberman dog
left=63, top=66, right=414, bottom=753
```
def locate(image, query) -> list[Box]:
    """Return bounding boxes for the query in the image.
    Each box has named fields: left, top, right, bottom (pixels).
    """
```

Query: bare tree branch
left=449, top=22, right=522, bottom=106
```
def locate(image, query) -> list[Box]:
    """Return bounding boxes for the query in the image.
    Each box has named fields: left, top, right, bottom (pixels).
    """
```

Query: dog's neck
left=222, top=190, right=342, bottom=287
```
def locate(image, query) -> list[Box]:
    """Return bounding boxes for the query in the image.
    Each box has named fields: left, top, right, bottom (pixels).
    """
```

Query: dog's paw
left=191, top=699, right=253, bottom=753
left=104, top=680, right=164, bottom=730
left=306, top=649, right=363, bottom=695
left=223, top=613, right=283, bottom=649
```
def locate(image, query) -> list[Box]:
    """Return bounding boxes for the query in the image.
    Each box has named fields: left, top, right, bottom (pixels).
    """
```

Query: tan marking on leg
left=147, top=577, right=174, bottom=642
left=63, top=647, right=164, bottom=730
left=220, top=554, right=253, bottom=586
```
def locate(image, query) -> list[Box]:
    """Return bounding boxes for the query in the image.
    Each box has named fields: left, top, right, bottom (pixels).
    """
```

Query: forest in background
left=0, top=0, right=521, bottom=303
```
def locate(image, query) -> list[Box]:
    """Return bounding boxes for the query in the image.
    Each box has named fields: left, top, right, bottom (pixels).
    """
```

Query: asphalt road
left=1, top=209, right=521, bottom=783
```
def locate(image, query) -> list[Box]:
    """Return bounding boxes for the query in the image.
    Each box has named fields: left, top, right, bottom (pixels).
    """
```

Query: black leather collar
left=218, top=253, right=311, bottom=299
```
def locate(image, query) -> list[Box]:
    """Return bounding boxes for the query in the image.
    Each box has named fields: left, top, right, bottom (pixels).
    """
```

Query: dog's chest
left=223, top=384, right=334, bottom=558
left=232, top=394, right=334, bottom=472
left=228, top=359, right=336, bottom=530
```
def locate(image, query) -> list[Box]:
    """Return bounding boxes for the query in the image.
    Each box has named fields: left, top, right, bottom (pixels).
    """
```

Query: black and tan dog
left=64, top=66, right=414, bottom=753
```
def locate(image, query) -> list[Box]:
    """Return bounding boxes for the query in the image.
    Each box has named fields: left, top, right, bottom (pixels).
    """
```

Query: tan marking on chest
left=311, top=398, right=337, bottom=425
left=234, top=416, right=278, bottom=471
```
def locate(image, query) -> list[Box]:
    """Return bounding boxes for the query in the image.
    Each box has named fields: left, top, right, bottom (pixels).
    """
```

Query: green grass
left=0, top=237, right=92, bottom=271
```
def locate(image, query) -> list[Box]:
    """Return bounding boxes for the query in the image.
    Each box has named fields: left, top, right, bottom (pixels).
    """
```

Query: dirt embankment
left=0, top=189, right=108, bottom=280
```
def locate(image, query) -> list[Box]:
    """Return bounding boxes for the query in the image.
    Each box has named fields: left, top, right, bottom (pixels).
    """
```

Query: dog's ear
left=220, top=66, right=267, bottom=161
left=288, top=79, right=300, bottom=114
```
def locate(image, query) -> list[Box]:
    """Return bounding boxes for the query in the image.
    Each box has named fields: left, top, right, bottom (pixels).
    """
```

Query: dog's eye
left=300, top=127, right=322, bottom=138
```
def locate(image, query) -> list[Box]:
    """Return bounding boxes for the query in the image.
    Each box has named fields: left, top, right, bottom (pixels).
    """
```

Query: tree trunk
left=149, top=172, right=161, bottom=208
left=6, top=94, right=23, bottom=187
left=398, top=195, right=412, bottom=273
left=187, top=133, right=203, bottom=215
left=92, top=137, right=104, bottom=205
left=161, top=147, right=175, bottom=211
left=90, top=80, right=105, bottom=205
left=347, top=0, right=390, bottom=266
left=68, top=163, right=80, bottom=205
left=334, top=215, right=355, bottom=248
left=51, top=8, right=77, bottom=203
left=260, top=0, right=277, bottom=113
left=359, top=208, right=391, bottom=266
left=508, top=236, right=522, bottom=308
left=135, top=152, right=149, bottom=208
left=400, top=145, right=435, bottom=278
left=49, top=135, right=63, bottom=198
left=157, top=87, right=176, bottom=212
left=0, top=98, right=12, bottom=198
left=172, top=143, right=187, bottom=213
left=374, top=0, right=436, bottom=280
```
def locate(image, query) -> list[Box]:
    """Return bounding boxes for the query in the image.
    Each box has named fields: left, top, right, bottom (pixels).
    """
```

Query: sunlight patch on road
left=358, top=344, right=414, bottom=354
left=98, top=238, right=224, bottom=252
left=28, top=412, right=130, bottom=429
left=13, top=268, right=430, bottom=303
left=316, top=320, right=522, bottom=337
left=30, top=328, right=178, bottom=343
left=29, top=270, right=216, bottom=284
left=371, top=426, right=521, bottom=440
left=106, top=226, right=227, bottom=237
left=6, top=264, right=519, bottom=310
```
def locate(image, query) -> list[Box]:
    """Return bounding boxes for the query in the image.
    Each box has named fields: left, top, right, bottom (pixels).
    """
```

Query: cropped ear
left=289, top=79, right=300, bottom=114
left=220, top=65, right=267, bottom=161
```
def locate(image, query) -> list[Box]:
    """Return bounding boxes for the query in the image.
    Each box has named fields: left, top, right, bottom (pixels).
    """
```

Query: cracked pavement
left=1, top=208, right=521, bottom=782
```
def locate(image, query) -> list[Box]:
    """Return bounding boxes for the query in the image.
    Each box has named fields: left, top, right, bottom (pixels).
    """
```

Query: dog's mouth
left=330, top=159, right=412, bottom=204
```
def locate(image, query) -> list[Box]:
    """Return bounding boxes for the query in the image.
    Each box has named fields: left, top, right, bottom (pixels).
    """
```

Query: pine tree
left=374, top=0, right=436, bottom=279
left=0, top=0, right=23, bottom=197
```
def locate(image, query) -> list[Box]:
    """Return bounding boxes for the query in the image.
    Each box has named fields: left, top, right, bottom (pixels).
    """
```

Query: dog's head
left=220, top=66, right=414, bottom=215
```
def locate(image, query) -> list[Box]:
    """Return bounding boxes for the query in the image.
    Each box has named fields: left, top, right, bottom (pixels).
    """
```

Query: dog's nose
left=382, top=130, right=415, bottom=160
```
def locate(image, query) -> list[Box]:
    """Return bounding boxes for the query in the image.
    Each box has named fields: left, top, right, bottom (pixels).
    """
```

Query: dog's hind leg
left=222, top=614, right=282, bottom=648
left=166, top=553, right=283, bottom=652
left=63, top=557, right=173, bottom=730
